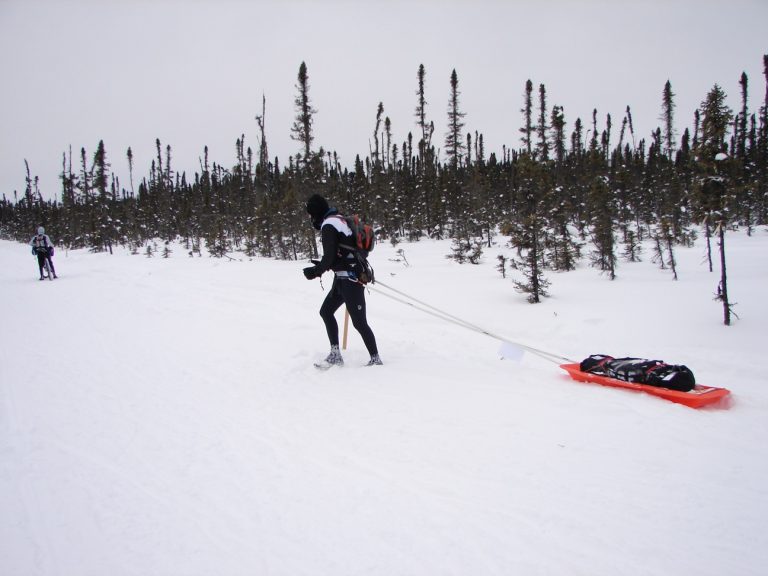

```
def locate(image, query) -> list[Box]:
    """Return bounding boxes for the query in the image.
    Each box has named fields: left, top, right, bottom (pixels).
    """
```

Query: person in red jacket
left=303, top=194, right=382, bottom=367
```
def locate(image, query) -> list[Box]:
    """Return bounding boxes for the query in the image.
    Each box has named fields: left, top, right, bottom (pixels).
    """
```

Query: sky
left=1, top=0, right=766, bottom=201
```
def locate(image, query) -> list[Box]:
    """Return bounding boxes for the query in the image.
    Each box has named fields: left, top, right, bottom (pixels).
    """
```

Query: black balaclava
left=306, top=194, right=330, bottom=230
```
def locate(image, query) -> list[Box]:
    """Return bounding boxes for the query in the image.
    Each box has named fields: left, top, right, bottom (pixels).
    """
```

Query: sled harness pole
left=342, top=308, right=350, bottom=350
left=371, top=280, right=575, bottom=365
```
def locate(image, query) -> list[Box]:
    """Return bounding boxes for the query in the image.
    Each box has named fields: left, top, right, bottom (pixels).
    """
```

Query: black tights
left=37, top=253, right=56, bottom=277
left=320, top=278, right=378, bottom=356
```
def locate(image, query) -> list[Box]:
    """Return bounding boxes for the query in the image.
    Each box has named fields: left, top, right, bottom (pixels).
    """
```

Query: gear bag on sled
left=579, top=354, right=696, bottom=392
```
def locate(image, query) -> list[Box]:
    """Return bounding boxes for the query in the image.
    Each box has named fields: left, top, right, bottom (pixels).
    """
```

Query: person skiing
left=303, top=194, right=382, bottom=367
left=30, top=226, right=58, bottom=280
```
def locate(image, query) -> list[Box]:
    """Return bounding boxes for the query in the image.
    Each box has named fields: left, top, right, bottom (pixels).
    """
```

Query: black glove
left=303, top=266, right=320, bottom=280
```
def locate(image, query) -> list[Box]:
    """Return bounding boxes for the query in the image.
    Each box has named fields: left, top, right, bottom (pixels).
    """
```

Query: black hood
left=306, top=194, right=335, bottom=230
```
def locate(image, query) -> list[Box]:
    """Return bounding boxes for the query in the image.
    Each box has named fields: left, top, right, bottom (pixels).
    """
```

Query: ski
left=314, top=361, right=342, bottom=371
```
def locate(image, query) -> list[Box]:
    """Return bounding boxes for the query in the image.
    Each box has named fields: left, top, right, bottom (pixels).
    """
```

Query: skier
left=303, top=194, right=382, bottom=367
left=30, top=226, right=58, bottom=280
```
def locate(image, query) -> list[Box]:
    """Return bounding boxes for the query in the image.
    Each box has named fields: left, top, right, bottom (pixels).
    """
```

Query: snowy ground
left=1, top=228, right=767, bottom=576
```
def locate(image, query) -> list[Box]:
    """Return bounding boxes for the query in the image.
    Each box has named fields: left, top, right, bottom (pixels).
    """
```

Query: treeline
left=2, top=59, right=767, bottom=295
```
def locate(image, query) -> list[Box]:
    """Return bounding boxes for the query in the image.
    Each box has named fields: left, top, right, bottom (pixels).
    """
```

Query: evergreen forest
left=2, top=58, right=767, bottom=307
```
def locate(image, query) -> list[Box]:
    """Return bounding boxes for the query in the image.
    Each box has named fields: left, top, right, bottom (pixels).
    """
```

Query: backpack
left=342, top=214, right=375, bottom=255
left=580, top=354, right=696, bottom=392
left=336, top=214, right=375, bottom=284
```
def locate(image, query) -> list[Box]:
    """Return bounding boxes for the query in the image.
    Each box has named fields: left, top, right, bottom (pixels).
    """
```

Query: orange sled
left=560, top=363, right=731, bottom=409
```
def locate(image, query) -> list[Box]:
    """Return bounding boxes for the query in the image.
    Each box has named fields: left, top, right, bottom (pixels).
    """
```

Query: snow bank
left=1, top=229, right=767, bottom=576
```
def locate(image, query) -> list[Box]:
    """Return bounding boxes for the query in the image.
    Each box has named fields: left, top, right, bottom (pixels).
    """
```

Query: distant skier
left=303, top=194, right=382, bottom=367
left=30, top=226, right=57, bottom=280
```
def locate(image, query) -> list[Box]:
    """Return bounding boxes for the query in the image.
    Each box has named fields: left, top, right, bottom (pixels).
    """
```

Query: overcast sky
left=1, top=0, right=766, bottom=201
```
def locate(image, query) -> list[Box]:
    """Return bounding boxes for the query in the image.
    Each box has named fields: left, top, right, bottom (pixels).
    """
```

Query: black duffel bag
left=580, top=354, right=695, bottom=392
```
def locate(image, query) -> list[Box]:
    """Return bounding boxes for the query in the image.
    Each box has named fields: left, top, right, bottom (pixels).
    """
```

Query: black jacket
left=314, top=214, right=356, bottom=275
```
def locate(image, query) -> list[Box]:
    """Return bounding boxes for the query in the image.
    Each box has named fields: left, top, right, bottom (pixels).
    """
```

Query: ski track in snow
left=1, top=231, right=768, bottom=576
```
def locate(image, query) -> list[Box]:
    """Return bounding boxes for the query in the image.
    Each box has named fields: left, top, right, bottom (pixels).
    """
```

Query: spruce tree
left=127, top=147, right=135, bottom=195
left=735, top=72, right=754, bottom=232
left=699, top=84, right=732, bottom=160
left=536, top=84, right=550, bottom=160
left=550, top=106, right=566, bottom=163
left=445, top=69, right=466, bottom=168
left=737, top=72, right=749, bottom=160
left=588, top=175, right=617, bottom=280
left=414, top=64, right=437, bottom=233
left=373, top=102, right=384, bottom=167
left=291, top=62, right=316, bottom=168
left=571, top=118, right=584, bottom=156
left=698, top=84, right=735, bottom=325
left=508, top=156, right=550, bottom=302
left=661, top=80, right=676, bottom=159
left=91, top=140, right=114, bottom=253
left=520, top=80, right=534, bottom=155
left=590, top=109, right=600, bottom=152
left=626, top=105, right=636, bottom=149
left=415, top=64, right=432, bottom=156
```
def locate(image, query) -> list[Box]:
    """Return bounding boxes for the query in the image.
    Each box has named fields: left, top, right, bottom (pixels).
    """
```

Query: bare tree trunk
left=704, top=218, right=713, bottom=272
left=665, top=232, right=678, bottom=280
left=718, top=222, right=731, bottom=326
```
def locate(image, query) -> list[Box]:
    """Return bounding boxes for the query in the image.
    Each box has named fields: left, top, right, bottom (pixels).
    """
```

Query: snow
left=1, top=229, right=767, bottom=576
